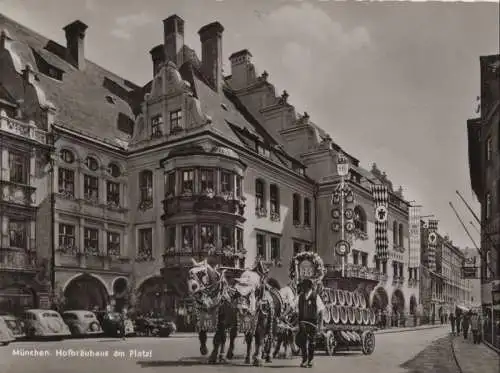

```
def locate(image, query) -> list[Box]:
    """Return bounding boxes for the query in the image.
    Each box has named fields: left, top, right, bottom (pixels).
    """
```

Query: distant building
left=467, top=53, right=500, bottom=347
left=0, top=13, right=417, bottom=324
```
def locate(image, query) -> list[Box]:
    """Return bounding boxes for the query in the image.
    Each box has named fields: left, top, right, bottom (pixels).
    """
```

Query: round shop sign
left=331, top=192, right=341, bottom=205
left=345, top=221, right=355, bottom=233
left=428, top=232, right=437, bottom=244
left=335, top=240, right=351, bottom=256
left=375, top=205, right=388, bottom=223
left=331, top=222, right=341, bottom=232
left=344, top=208, right=354, bottom=220
left=331, top=209, right=341, bottom=219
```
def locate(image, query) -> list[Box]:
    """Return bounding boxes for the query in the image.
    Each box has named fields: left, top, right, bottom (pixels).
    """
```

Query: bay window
left=200, top=224, right=216, bottom=249
left=221, top=225, right=234, bottom=247
left=9, top=219, right=27, bottom=249
left=181, top=225, right=194, bottom=251
left=200, top=169, right=214, bottom=192
left=182, top=170, right=194, bottom=194
left=221, top=171, right=232, bottom=193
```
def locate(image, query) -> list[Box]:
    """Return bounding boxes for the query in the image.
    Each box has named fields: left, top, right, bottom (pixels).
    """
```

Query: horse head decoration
left=187, top=258, right=227, bottom=311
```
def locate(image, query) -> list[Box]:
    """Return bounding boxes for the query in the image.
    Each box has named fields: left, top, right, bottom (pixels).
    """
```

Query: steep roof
left=0, top=13, right=137, bottom=148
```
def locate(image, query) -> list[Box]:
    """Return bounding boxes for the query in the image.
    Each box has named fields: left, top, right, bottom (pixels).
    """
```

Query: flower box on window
left=201, top=188, right=215, bottom=198
left=219, top=191, right=234, bottom=201
left=57, top=245, right=77, bottom=255
left=136, top=251, right=154, bottom=262
left=84, top=247, right=100, bottom=256
left=255, top=207, right=267, bottom=217
left=139, top=199, right=153, bottom=210
left=293, top=220, right=301, bottom=227
left=58, top=189, right=74, bottom=199
left=171, top=125, right=183, bottom=134
left=270, top=211, right=281, bottom=222
left=83, top=193, right=99, bottom=204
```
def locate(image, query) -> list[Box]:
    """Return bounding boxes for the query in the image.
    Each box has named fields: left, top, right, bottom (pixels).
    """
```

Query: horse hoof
left=245, top=357, right=251, bottom=364
left=208, top=358, right=217, bottom=365
left=200, top=345, right=208, bottom=356
left=265, top=357, right=272, bottom=363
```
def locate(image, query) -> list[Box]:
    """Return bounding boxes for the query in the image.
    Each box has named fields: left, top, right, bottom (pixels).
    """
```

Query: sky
left=0, top=0, right=498, bottom=249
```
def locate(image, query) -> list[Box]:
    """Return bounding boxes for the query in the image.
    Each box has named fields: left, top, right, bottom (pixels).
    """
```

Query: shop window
left=9, top=220, right=27, bottom=249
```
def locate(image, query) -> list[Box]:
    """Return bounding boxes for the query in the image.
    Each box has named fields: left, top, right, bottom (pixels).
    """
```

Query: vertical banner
left=427, top=220, right=438, bottom=272
left=371, top=184, right=389, bottom=262
left=409, top=206, right=421, bottom=268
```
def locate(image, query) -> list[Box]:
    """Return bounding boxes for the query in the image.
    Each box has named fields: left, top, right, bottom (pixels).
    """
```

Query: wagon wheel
left=361, top=331, right=375, bottom=355
left=324, top=330, right=337, bottom=356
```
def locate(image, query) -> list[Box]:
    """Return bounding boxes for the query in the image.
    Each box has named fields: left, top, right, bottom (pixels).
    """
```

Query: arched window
left=139, top=170, right=153, bottom=208
left=354, top=206, right=366, bottom=232
left=255, top=179, right=265, bottom=212
left=393, top=221, right=398, bottom=246
left=398, top=223, right=404, bottom=248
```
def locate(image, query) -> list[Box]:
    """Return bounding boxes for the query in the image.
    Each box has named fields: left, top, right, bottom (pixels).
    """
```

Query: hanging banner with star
left=427, top=220, right=438, bottom=272
left=409, top=206, right=421, bottom=269
left=371, top=184, right=389, bottom=262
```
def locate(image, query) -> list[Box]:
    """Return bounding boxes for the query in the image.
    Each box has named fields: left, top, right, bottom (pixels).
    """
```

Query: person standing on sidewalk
left=456, top=313, right=462, bottom=334
left=470, top=312, right=481, bottom=344
left=463, top=311, right=470, bottom=340
left=450, top=313, right=456, bottom=335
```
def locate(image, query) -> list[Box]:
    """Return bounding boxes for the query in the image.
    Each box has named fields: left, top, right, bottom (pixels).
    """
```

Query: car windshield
left=42, top=313, right=60, bottom=318
left=84, top=314, right=95, bottom=318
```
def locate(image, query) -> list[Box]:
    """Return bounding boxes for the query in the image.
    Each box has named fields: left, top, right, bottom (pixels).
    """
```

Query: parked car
left=134, top=316, right=176, bottom=337
left=0, top=314, right=26, bottom=340
left=62, top=311, right=103, bottom=337
left=23, top=309, right=71, bottom=340
left=95, top=311, right=135, bottom=337
left=0, top=316, right=16, bottom=346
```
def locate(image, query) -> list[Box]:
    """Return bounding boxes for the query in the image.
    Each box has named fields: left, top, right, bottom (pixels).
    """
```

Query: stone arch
left=370, top=286, right=389, bottom=311
left=136, top=276, right=169, bottom=316
left=111, top=276, right=128, bottom=295
left=63, top=272, right=111, bottom=294
left=391, top=289, right=405, bottom=313
left=63, top=274, right=109, bottom=311
left=409, top=295, right=417, bottom=315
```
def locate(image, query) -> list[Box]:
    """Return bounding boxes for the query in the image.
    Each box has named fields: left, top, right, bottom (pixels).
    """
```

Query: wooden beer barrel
left=337, top=290, right=346, bottom=306
left=353, top=291, right=361, bottom=308
left=330, top=289, right=337, bottom=306
left=347, top=306, right=355, bottom=324
left=362, top=309, right=370, bottom=325
left=331, top=305, right=340, bottom=324
left=354, top=307, right=362, bottom=324
left=321, top=288, right=331, bottom=304
left=345, top=291, right=353, bottom=307
left=323, top=305, right=332, bottom=324
left=359, top=294, right=367, bottom=309
left=339, top=306, right=348, bottom=325
left=368, top=309, right=376, bottom=325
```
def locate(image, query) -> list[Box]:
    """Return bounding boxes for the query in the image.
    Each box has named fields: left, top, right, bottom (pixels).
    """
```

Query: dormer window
left=85, top=156, right=99, bottom=171
left=151, top=115, right=163, bottom=138
left=169, top=109, right=182, bottom=132
left=257, top=145, right=270, bottom=158
left=60, top=149, right=75, bottom=164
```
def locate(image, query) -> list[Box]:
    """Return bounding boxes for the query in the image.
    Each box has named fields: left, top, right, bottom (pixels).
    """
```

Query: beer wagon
left=290, top=252, right=377, bottom=357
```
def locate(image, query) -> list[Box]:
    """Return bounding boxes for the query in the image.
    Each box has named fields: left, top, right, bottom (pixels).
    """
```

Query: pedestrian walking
left=456, top=313, right=462, bottom=334
left=463, top=311, right=470, bottom=340
left=470, top=312, right=481, bottom=344
left=120, top=307, right=128, bottom=341
left=297, top=279, right=325, bottom=368
left=450, top=313, right=456, bottom=335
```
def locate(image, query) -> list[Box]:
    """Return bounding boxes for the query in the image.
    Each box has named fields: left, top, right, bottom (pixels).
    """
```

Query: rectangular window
left=255, top=180, right=265, bottom=209
left=181, top=225, right=194, bottom=251
left=9, top=152, right=28, bottom=184
left=236, top=176, right=242, bottom=197
left=182, top=169, right=194, bottom=193
left=271, top=237, right=280, bottom=260
left=486, top=192, right=492, bottom=220
left=270, top=184, right=279, bottom=215
left=84, top=228, right=99, bottom=255
left=200, top=169, right=214, bottom=192
left=58, top=224, right=75, bottom=249
left=304, top=198, right=311, bottom=227
left=361, top=253, right=368, bottom=267
left=107, top=232, right=120, bottom=257
left=236, top=228, right=243, bottom=251
left=293, top=242, right=301, bottom=255
left=83, top=175, right=99, bottom=202
left=399, top=263, right=404, bottom=277
left=151, top=115, right=163, bottom=137
left=9, top=219, right=27, bottom=248
left=293, top=194, right=301, bottom=225
left=256, top=233, right=266, bottom=259
left=58, top=168, right=75, bottom=196
left=139, top=171, right=153, bottom=203
left=166, top=226, right=176, bottom=250
left=138, top=228, right=153, bottom=259
left=221, top=171, right=232, bottom=193
left=382, top=260, right=387, bottom=275
left=221, top=225, right=234, bottom=247
left=169, top=109, right=182, bottom=130
left=106, top=181, right=120, bottom=206
left=352, top=250, right=359, bottom=265
left=166, top=171, right=176, bottom=195
left=393, top=262, right=398, bottom=278
left=200, top=224, right=216, bottom=248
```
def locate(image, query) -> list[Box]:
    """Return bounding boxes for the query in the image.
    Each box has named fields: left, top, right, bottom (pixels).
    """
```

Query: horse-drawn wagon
left=290, top=251, right=377, bottom=357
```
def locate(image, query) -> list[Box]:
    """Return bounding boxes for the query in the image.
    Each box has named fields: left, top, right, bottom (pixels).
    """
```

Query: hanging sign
left=375, top=205, right=388, bottom=223
left=335, top=240, right=351, bottom=256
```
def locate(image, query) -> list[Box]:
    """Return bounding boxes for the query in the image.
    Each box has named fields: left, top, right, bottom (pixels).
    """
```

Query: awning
left=456, top=305, right=469, bottom=313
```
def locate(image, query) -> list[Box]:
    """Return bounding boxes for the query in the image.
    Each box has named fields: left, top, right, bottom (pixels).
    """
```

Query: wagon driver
left=297, top=278, right=326, bottom=368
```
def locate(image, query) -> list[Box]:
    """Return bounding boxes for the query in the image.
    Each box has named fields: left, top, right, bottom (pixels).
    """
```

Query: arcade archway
left=371, top=287, right=389, bottom=311
left=391, top=289, right=405, bottom=313
left=409, top=295, right=417, bottom=315
left=0, top=285, right=37, bottom=315
left=64, top=274, right=109, bottom=311
left=112, top=277, right=129, bottom=313
left=136, top=276, right=173, bottom=316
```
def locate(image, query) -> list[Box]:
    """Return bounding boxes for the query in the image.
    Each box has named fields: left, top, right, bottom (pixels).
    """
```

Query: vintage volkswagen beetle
left=0, top=316, right=16, bottom=345
left=0, top=314, right=26, bottom=340
left=134, top=315, right=176, bottom=337
left=62, top=310, right=103, bottom=337
left=95, top=311, right=135, bottom=337
left=23, top=309, right=71, bottom=339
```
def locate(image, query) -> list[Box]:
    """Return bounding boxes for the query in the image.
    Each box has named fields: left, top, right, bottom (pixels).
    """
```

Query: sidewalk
left=452, top=335, right=500, bottom=373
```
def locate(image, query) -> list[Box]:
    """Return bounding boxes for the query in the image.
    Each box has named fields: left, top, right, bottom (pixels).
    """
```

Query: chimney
left=149, top=44, right=165, bottom=76
left=229, top=49, right=253, bottom=89
left=198, top=21, right=224, bottom=91
left=63, top=20, right=88, bottom=69
left=163, top=15, right=184, bottom=67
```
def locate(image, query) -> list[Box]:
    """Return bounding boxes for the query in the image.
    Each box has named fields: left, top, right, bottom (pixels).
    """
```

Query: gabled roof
left=0, top=13, right=138, bottom=148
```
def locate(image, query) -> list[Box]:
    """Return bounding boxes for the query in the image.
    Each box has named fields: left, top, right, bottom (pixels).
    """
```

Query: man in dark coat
left=296, top=279, right=325, bottom=368
left=450, top=313, right=456, bottom=335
